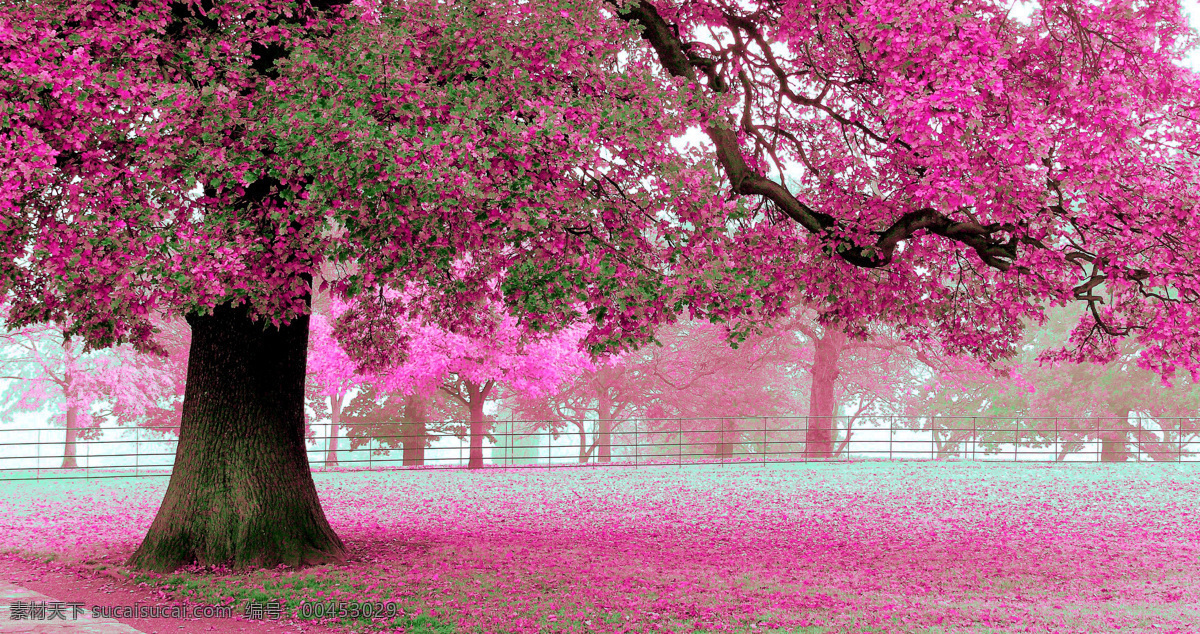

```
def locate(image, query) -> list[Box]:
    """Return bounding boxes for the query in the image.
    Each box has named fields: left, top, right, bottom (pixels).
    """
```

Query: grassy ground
left=2, top=461, right=1198, bottom=633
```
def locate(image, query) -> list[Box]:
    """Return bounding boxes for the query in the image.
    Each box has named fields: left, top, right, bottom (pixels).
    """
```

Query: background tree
left=636, top=321, right=808, bottom=462
left=305, top=309, right=365, bottom=467
left=369, top=290, right=595, bottom=469
left=338, top=386, right=465, bottom=467
left=509, top=356, right=655, bottom=463
left=909, top=306, right=1200, bottom=461
left=109, top=312, right=192, bottom=440
left=612, top=0, right=1200, bottom=388
left=0, top=307, right=178, bottom=469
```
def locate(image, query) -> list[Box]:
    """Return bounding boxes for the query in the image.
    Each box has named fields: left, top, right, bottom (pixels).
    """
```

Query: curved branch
left=613, top=0, right=1022, bottom=270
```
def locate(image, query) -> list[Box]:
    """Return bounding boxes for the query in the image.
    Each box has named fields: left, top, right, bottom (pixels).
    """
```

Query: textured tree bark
left=597, top=392, right=613, bottom=463
left=806, top=328, right=846, bottom=459
left=464, top=380, right=492, bottom=470
left=1100, top=409, right=1131, bottom=462
left=715, top=418, right=737, bottom=460
left=401, top=394, right=429, bottom=467
left=325, top=393, right=340, bottom=467
left=576, top=421, right=589, bottom=463
left=61, top=406, right=78, bottom=469
left=127, top=298, right=345, bottom=572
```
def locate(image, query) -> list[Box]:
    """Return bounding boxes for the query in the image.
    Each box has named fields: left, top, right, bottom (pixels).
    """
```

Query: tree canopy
left=4, top=0, right=1199, bottom=387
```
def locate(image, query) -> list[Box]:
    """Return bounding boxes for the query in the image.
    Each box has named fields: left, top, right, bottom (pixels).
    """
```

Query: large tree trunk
left=597, top=392, right=613, bottom=463
left=806, top=327, right=846, bottom=459
left=325, top=393, right=340, bottom=467
left=464, top=380, right=493, bottom=470
left=401, top=394, right=429, bottom=466
left=1100, top=409, right=1131, bottom=463
left=127, top=299, right=345, bottom=572
left=61, top=405, right=78, bottom=469
left=716, top=418, right=736, bottom=460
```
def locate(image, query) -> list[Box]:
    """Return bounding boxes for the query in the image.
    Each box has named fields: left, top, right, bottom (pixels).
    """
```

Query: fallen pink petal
left=1, top=462, right=1197, bottom=633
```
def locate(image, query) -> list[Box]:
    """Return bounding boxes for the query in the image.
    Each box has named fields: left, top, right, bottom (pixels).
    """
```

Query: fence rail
left=1, top=415, right=1197, bottom=481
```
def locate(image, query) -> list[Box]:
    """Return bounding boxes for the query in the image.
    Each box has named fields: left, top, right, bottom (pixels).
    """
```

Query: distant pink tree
left=305, top=309, right=364, bottom=467
left=111, top=313, right=191, bottom=439
left=910, top=306, right=1200, bottom=461
left=510, top=356, right=653, bottom=463
left=774, top=306, right=992, bottom=458
left=0, top=304, right=178, bottom=468
left=332, top=288, right=595, bottom=469
left=635, top=321, right=808, bottom=460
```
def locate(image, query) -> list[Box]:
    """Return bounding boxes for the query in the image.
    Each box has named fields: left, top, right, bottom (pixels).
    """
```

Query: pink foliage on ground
left=2, top=464, right=1196, bottom=633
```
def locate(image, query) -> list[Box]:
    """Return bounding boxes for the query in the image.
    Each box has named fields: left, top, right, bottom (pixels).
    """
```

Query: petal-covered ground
left=1, top=462, right=1197, bottom=633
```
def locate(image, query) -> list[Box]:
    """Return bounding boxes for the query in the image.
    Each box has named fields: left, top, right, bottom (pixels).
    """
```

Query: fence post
left=888, top=417, right=893, bottom=461
left=972, top=417, right=977, bottom=462
left=135, top=427, right=140, bottom=478
left=634, top=420, right=639, bottom=468
left=1096, top=418, right=1101, bottom=462
left=678, top=418, right=682, bottom=467
left=37, top=428, right=42, bottom=481
left=763, top=417, right=767, bottom=467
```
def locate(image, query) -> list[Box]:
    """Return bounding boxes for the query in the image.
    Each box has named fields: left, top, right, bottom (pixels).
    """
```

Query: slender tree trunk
left=464, top=380, right=493, bottom=470
left=1100, top=410, right=1131, bottom=462
left=127, top=298, right=345, bottom=572
left=61, top=405, right=79, bottom=469
left=833, top=417, right=855, bottom=458
left=577, top=422, right=589, bottom=463
left=401, top=394, right=429, bottom=467
left=325, top=394, right=340, bottom=467
left=597, top=392, right=613, bottom=463
left=806, top=327, right=846, bottom=459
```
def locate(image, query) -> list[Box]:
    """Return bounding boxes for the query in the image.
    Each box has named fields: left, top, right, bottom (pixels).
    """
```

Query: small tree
left=907, top=306, right=1200, bottom=461
left=631, top=321, right=808, bottom=461
left=334, top=289, right=595, bottom=469
left=338, top=385, right=465, bottom=467
left=509, top=356, right=653, bottom=463
left=0, top=308, right=178, bottom=468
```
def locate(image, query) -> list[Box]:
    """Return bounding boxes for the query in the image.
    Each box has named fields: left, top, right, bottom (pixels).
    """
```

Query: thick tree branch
left=613, top=0, right=1023, bottom=270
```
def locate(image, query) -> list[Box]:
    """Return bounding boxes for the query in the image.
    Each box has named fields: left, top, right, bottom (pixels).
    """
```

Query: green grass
left=123, top=565, right=457, bottom=633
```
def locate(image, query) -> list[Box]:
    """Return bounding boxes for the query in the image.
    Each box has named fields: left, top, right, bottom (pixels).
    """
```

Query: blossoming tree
left=614, top=0, right=1200, bottom=385
left=910, top=306, right=1200, bottom=460
left=6, top=0, right=1200, bottom=573
left=2, top=0, right=712, bottom=570
left=362, top=294, right=595, bottom=470
left=0, top=306, right=179, bottom=468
